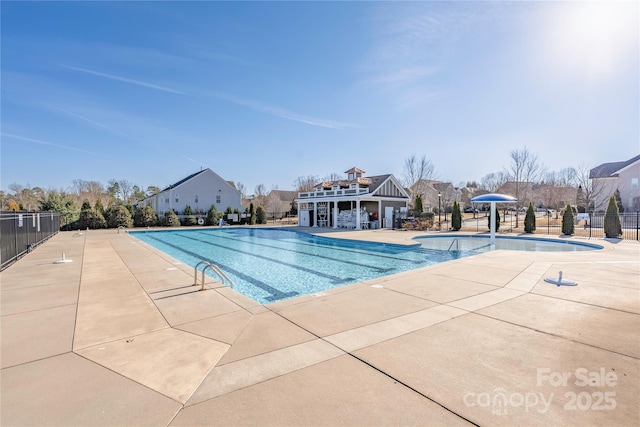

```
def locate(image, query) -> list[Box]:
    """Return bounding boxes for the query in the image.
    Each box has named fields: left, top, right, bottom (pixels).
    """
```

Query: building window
left=632, top=178, right=638, bottom=190
left=175, top=193, right=179, bottom=203
left=216, top=195, right=221, bottom=204
left=195, top=194, right=199, bottom=203
left=165, top=198, right=169, bottom=204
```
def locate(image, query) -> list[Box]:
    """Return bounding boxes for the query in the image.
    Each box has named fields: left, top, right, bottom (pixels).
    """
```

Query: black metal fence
left=1, top=211, right=61, bottom=271
left=462, top=211, right=640, bottom=241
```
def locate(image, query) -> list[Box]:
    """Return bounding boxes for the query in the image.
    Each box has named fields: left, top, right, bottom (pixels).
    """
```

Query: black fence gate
left=1, top=211, right=61, bottom=271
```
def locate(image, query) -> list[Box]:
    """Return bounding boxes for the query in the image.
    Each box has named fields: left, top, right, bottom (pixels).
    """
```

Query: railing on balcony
left=298, top=187, right=370, bottom=199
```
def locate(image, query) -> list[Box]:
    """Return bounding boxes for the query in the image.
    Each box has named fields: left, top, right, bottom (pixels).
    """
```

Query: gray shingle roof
left=590, top=154, right=640, bottom=179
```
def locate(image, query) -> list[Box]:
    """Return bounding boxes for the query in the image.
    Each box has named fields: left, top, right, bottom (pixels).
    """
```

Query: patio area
left=1, top=227, right=639, bottom=426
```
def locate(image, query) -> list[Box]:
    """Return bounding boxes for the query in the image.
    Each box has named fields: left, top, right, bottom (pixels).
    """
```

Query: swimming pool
left=131, top=228, right=462, bottom=304
left=131, top=229, right=602, bottom=304
left=415, top=235, right=603, bottom=252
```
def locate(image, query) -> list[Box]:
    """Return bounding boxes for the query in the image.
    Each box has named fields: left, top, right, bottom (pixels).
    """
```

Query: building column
left=355, top=199, right=361, bottom=230
left=311, top=201, right=317, bottom=227
left=332, top=202, right=338, bottom=228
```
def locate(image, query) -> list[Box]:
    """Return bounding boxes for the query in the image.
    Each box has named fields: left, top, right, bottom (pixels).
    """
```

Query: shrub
left=451, top=201, right=462, bottom=231
left=182, top=205, right=197, bottom=226
left=134, top=205, right=158, bottom=227
left=604, top=195, right=622, bottom=238
left=163, top=209, right=181, bottom=227
left=107, top=204, right=134, bottom=228
left=414, top=195, right=423, bottom=213
left=488, top=209, right=500, bottom=231
left=78, top=209, right=107, bottom=229
left=561, top=204, right=574, bottom=235
left=256, top=206, right=267, bottom=224
left=524, top=202, right=536, bottom=233
left=206, top=204, right=221, bottom=225
left=249, top=203, right=256, bottom=225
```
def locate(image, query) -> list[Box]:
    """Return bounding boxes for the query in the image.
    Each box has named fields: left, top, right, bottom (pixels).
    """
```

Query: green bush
left=604, top=195, right=622, bottom=238
left=249, top=203, right=256, bottom=225
left=256, top=206, right=267, bottom=224
left=561, top=204, right=574, bottom=235
left=107, top=204, right=134, bottom=228
left=78, top=209, right=107, bottom=229
left=488, top=209, right=500, bottom=232
left=414, top=195, right=423, bottom=213
left=451, top=201, right=462, bottom=231
left=206, top=204, right=221, bottom=225
left=134, top=205, right=158, bottom=227
left=182, top=205, right=197, bottom=226
left=163, top=209, right=181, bottom=227
left=524, top=202, right=536, bottom=233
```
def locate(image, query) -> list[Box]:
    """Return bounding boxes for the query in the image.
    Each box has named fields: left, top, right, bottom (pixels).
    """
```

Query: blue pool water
left=131, top=228, right=601, bottom=304
left=415, top=235, right=603, bottom=252
left=131, top=228, right=463, bottom=304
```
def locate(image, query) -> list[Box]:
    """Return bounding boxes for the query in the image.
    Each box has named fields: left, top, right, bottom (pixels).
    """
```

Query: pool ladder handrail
left=193, top=261, right=234, bottom=291
left=447, top=239, right=459, bottom=251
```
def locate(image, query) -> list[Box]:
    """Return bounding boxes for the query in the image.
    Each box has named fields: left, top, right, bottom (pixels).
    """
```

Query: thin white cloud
left=54, top=108, right=132, bottom=138
left=1, top=133, right=108, bottom=157
left=60, top=65, right=188, bottom=95
left=210, top=92, right=356, bottom=130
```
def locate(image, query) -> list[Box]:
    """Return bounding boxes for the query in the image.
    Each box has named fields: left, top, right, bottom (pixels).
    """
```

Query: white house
left=141, top=168, right=242, bottom=217
left=296, top=167, right=410, bottom=229
left=590, top=154, right=640, bottom=211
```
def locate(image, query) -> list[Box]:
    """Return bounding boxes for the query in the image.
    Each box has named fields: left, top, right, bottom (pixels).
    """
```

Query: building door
left=299, top=210, right=310, bottom=227
left=384, top=206, right=394, bottom=228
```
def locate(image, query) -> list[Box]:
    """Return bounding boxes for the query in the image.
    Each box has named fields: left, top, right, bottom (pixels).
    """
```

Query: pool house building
left=296, top=167, right=410, bottom=229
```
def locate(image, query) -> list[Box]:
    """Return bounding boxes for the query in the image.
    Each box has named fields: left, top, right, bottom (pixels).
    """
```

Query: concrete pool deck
left=1, top=227, right=638, bottom=426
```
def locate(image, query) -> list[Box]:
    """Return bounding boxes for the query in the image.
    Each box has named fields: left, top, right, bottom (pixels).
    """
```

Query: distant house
left=264, top=190, right=297, bottom=219
left=410, top=179, right=462, bottom=212
left=295, top=167, right=410, bottom=229
left=141, top=168, right=242, bottom=217
left=590, top=154, right=640, bottom=211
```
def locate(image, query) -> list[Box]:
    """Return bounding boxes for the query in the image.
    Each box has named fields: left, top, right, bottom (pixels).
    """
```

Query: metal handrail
left=193, top=261, right=234, bottom=291
left=447, top=239, right=459, bottom=251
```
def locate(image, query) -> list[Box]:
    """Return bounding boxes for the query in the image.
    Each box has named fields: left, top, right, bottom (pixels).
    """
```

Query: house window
left=216, top=195, right=221, bottom=204
left=165, top=198, right=169, bottom=204
left=195, top=194, right=199, bottom=203
left=632, top=178, right=638, bottom=190
left=175, top=193, right=179, bottom=203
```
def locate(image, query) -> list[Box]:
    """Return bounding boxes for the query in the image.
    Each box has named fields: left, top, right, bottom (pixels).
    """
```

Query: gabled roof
left=368, top=174, right=411, bottom=199
left=345, top=167, right=365, bottom=174
left=269, top=190, right=297, bottom=201
left=161, top=169, right=207, bottom=192
left=590, top=154, right=640, bottom=179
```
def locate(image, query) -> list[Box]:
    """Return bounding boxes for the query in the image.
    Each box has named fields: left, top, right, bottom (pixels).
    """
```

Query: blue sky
left=1, top=1, right=638, bottom=195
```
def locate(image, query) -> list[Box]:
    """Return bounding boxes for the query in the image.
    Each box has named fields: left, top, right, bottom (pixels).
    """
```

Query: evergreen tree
left=256, top=206, right=267, bottom=224
left=414, top=195, right=423, bottom=214
left=249, top=203, right=256, bottom=225
left=206, top=204, right=221, bottom=225
left=524, top=202, right=536, bottom=233
left=40, top=190, right=79, bottom=229
left=562, top=204, right=574, bottom=236
left=134, top=205, right=158, bottom=227
left=94, top=199, right=105, bottom=216
left=604, top=195, right=622, bottom=238
left=107, top=204, right=134, bottom=228
left=451, top=201, right=462, bottom=231
left=488, top=209, right=500, bottom=232
left=576, top=186, right=586, bottom=213
left=614, top=189, right=624, bottom=213
left=78, top=208, right=106, bottom=229
left=182, top=205, right=197, bottom=226
left=81, top=199, right=92, bottom=211
left=163, top=209, right=181, bottom=227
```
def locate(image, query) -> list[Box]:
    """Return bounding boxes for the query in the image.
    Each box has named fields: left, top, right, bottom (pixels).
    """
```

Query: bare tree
left=575, top=163, right=606, bottom=212
left=479, top=172, right=507, bottom=193
left=254, top=184, right=267, bottom=207
left=503, top=147, right=545, bottom=227
left=118, top=180, right=134, bottom=203
left=322, top=173, right=342, bottom=183
left=236, top=182, right=246, bottom=199
left=402, top=154, right=436, bottom=202
left=293, top=175, right=319, bottom=193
